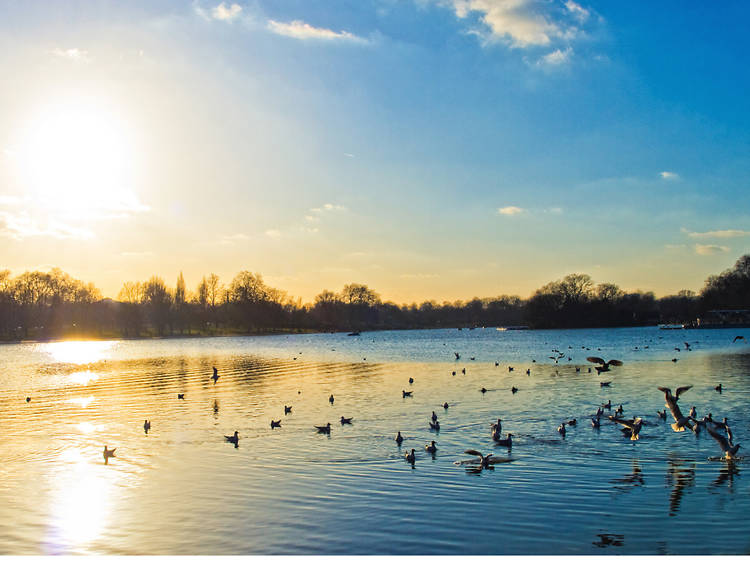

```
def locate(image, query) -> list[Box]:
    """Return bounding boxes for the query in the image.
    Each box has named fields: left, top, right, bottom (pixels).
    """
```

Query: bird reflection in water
left=665, top=458, right=695, bottom=516
left=710, top=460, right=740, bottom=492
left=592, top=533, right=624, bottom=548
left=610, top=459, right=644, bottom=494
left=213, top=399, right=219, bottom=418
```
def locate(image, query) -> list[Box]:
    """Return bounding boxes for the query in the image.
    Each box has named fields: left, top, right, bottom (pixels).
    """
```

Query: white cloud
left=50, top=48, right=91, bottom=63
left=565, top=1, right=589, bottom=22
left=443, top=0, right=588, bottom=48
left=659, top=171, right=679, bottom=180
left=537, top=47, right=573, bottom=67
left=695, top=244, right=729, bottom=256
left=0, top=211, right=94, bottom=241
left=683, top=228, right=750, bottom=239
left=267, top=20, right=367, bottom=43
left=211, top=2, right=242, bottom=21
left=219, top=233, right=250, bottom=245
left=497, top=206, right=524, bottom=215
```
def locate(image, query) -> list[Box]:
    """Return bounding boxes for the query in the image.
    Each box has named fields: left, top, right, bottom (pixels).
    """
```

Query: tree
left=142, top=276, right=172, bottom=335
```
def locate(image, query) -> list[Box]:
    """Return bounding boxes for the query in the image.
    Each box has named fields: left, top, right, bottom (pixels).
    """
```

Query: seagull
left=211, top=366, right=219, bottom=383
left=508, top=366, right=514, bottom=372
left=315, top=423, right=332, bottom=434
left=454, top=352, right=460, bottom=360
left=558, top=423, right=567, bottom=437
left=425, top=441, right=437, bottom=453
left=271, top=420, right=281, bottom=429
left=591, top=417, right=600, bottom=429
left=615, top=404, right=624, bottom=416
left=657, top=410, right=667, bottom=421
left=706, top=424, right=741, bottom=460
left=284, top=405, right=292, bottom=414
left=481, top=387, right=487, bottom=394
left=526, top=369, right=531, bottom=375
left=329, top=394, right=335, bottom=404
left=432, top=411, right=438, bottom=422
left=403, top=390, right=413, bottom=398
left=494, top=433, right=513, bottom=447
left=25, top=397, right=31, bottom=403
left=609, top=416, right=643, bottom=441
left=443, top=402, right=450, bottom=410
left=684, top=342, right=691, bottom=350
left=461, top=368, right=466, bottom=374
left=689, top=406, right=697, bottom=418
left=511, top=386, right=518, bottom=394
left=177, top=393, right=185, bottom=400
left=103, top=446, right=116, bottom=463
left=586, top=357, right=623, bottom=374
left=395, top=431, right=404, bottom=445
left=405, top=448, right=416, bottom=464
left=429, top=420, right=441, bottom=431
left=225, top=431, right=239, bottom=445
left=733, top=335, right=744, bottom=343
left=462, top=449, right=502, bottom=469
left=710, top=417, right=734, bottom=443
left=600, top=381, right=611, bottom=387
left=143, top=420, right=151, bottom=433
left=658, top=386, right=695, bottom=432
left=715, top=384, right=723, bottom=393
left=490, top=418, right=503, bottom=433
left=567, top=419, right=577, bottom=426
left=602, top=400, right=612, bottom=410
left=340, top=416, right=353, bottom=425
left=409, top=377, right=414, bottom=384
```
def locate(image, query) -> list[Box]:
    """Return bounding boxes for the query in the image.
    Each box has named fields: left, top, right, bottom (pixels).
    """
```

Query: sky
left=0, top=0, right=749, bottom=304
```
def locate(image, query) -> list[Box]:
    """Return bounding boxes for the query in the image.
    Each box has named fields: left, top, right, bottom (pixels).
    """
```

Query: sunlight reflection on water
left=40, top=341, right=116, bottom=365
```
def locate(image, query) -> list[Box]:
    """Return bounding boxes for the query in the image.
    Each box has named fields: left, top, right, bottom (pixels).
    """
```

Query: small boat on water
left=347, top=332, right=361, bottom=336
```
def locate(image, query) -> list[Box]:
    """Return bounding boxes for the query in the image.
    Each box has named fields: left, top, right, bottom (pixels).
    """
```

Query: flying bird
left=103, top=446, right=116, bottom=463
left=732, top=335, right=744, bottom=343
left=586, top=357, right=623, bottom=374
left=706, top=424, right=740, bottom=460
left=658, top=386, right=695, bottom=432
left=609, top=416, right=643, bottom=441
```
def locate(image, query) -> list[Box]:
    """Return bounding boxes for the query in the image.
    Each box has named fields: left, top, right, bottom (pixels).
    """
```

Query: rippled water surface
left=1, top=327, right=749, bottom=554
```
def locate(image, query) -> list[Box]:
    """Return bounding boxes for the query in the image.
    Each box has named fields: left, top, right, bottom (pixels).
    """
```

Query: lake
left=1, top=326, right=749, bottom=554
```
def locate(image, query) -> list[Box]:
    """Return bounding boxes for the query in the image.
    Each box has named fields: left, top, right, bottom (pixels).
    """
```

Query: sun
left=15, top=95, right=144, bottom=218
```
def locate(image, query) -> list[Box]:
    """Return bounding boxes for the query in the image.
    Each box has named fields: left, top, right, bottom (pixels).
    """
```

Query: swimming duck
left=429, top=420, right=441, bottom=431
left=526, top=369, right=531, bottom=375
left=615, top=404, right=624, bottom=416
left=211, top=366, right=219, bottom=383
left=558, top=423, right=567, bottom=437
left=340, top=416, right=353, bottom=425
left=395, top=431, right=404, bottom=445
left=567, top=419, right=577, bottom=426
left=225, top=431, right=239, bottom=445
left=689, top=406, right=697, bottom=418
left=443, top=402, right=449, bottom=410
left=425, top=441, right=437, bottom=453
left=405, top=449, right=416, bottom=464
left=511, top=386, right=518, bottom=394
left=715, top=384, right=723, bottom=393
left=329, top=394, right=335, bottom=404
left=284, top=405, right=292, bottom=414
left=315, top=423, right=332, bottom=434
left=143, top=420, right=151, bottom=433
left=271, top=420, right=281, bottom=429
left=508, top=366, right=514, bottom=372
left=602, top=400, right=612, bottom=410
left=600, top=381, right=611, bottom=387
left=177, top=393, right=185, bottom=400
left=657, top=409, right=667, bottom=420
left=25, top=397, right=31, bottom=403
left=409, top=377, right=414, bottom=384
left=103, top=446, right=116, bottom=463
left=402, top=390, right=413, bottom=398
left=481, top=387, right=487, bottom=394
left=431, top=411, right=438, bottom=422
left=591, top=417, right=600, bottom=429
left=494, top=433, right=513, bottom=448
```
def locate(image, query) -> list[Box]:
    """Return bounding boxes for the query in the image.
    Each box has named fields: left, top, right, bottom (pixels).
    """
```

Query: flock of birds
left=83, top=335, right=747, bottom=468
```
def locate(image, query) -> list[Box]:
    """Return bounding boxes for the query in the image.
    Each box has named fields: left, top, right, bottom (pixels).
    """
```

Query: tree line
left=0, top=255, right=748, bottom=340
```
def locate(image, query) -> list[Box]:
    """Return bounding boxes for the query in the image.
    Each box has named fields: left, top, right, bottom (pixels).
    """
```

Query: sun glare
left=42, top=340, right=116, bottom=364
left=15, top=96, right=143, bottom=218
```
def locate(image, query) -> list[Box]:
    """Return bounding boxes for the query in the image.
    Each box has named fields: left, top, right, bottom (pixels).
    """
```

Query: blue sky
left=0, top=1, right=748, bottom=302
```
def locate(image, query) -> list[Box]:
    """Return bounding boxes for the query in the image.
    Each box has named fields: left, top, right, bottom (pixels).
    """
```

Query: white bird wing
left=706, top=425, right=731, bottom=453
left=675, top=385, right=693, bottom=399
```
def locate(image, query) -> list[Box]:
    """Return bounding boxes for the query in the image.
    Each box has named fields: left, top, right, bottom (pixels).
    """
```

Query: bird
left=567, top=419, right=577, bottom=426
left=615, top=404, right=624, bottom=416
left=408, top=377, right=414, bottom=384
left=463, top=449, right=500, bottom=469
left=429, top=420, right=441, bottom=431
left=431, top=411, right=438, bottom=422
left=443, top=402, right=450, bottom=410
left=25, top=397, right=31, bottom=403
left=452, top=371, right=456, bottom=376
left=658, top=386, right=695, bottom=432
left=609, top=416, right=643, bottom=441
left=225, top=431, right=239, bottom=446
left=689, top=406, right=697, bottom=418
left=733, top=335, right=744, bottom=343
left=284, top=405, right=292, bottom=414
left=461, top=368, right=466, bottom=374
left=405, top=448, right=416, bottom=464
left=315, top=423, right=332, bottom=434
left=402, top=390, right=413, bottom=398
left=508, top=366, right=514, bottom=372
left=602, top=400, right=612, bottom=410
left=340, top=416, right=352, bottom=425
left=143, top=420, right=151, bottom=433
left=586, top=357, right=623, bottom=374
left=591, top=417, right=600, bottom=429
left=481, top=387, right=487, bottom=394
left=684, top=342, right=691, bottom=350
left=177, top=393, right=185, bottom=400
left=271, top=420, right=281, bottom=429
left=526, top=369, right=531, bottom=375
left=558, top=423, right=566, bottom=437
left=329, top=394, right=335, bottom=404
left=425, top=441, right=437, bottom=454
left=710, top=417, right=735, bottom=444
left=490, top=418, right=503, bottom=433
left=494, top=433, right=513, bottom=447
left=657, top=409, right=667, bottom=421
left=672, top=358, right=678, bottom=362
left=715, top=384, right=723, bottom=393
left=495, top=361, right=499, bottom=367
left=211, top=366, right=219, bottom=383
left=511, top=386, right=518, bottom=394
left=395, top=431, right=404, bottom=445
left=706, top=424, right=741, bottom=460
left=103, top=446, right=116, bottom=463
left=600, top=381, right=611, bottom=387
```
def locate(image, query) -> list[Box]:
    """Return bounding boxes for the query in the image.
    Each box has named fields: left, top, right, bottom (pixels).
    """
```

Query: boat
left=347, top=331, right=361, bottom=337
